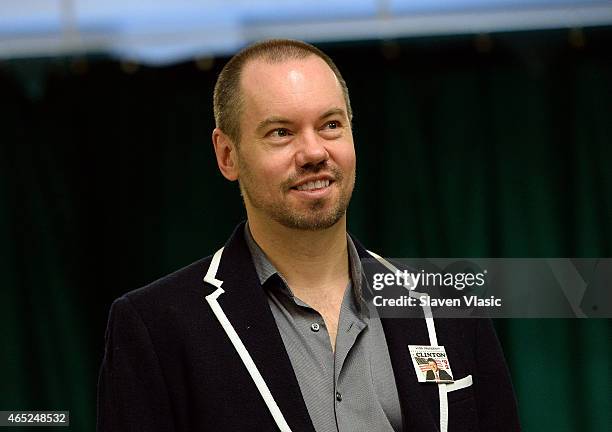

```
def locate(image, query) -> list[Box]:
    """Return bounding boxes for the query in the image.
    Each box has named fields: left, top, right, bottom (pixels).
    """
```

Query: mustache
left=282, top=164, right=343, bottom=190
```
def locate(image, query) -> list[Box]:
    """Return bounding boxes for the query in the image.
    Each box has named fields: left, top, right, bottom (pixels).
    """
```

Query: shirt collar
left=243, top=222, right=367, bottom=313
left=244, top=222, right=278, bottom=285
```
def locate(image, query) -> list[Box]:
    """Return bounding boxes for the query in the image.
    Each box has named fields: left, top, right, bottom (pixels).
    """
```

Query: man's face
left=234, top=55, right=356, bottom=231
left=428, top=360, right=438, bottom=372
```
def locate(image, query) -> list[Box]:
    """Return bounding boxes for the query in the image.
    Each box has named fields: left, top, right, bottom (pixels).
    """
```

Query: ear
left=212, top=128, right=239, bottom=181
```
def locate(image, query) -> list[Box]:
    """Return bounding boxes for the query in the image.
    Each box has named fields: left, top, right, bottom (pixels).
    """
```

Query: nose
left=295, top=130, right=329, bottom=169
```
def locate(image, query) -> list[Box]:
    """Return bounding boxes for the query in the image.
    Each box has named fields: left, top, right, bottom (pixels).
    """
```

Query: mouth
left=289, top=177, right=335, bottom=198
left=292, top=179, right=333, bottom=192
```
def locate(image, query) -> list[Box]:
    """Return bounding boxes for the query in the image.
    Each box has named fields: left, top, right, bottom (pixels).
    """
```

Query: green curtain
left=1, top=27, right=610, bottom=431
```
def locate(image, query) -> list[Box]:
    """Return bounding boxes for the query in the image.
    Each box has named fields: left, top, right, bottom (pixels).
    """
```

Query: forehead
left=239, top=55, right=345, bottom=121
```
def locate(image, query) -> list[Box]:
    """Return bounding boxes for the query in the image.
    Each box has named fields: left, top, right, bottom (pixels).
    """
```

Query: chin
left=274, top=208, right=346, bottom=231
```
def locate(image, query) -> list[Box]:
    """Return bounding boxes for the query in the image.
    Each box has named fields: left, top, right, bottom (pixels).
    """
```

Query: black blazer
left=97, top=222, right=520, bottom=431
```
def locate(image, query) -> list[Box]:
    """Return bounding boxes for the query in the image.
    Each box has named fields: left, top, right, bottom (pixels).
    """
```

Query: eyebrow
left=320, top=108, right=347, bottom=120
left=255, top=107, right=348, bottom=135
left=255, top=116, right=292, bottom=134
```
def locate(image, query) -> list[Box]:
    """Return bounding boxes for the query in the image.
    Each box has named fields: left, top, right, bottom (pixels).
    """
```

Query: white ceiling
left=1, top=0, right=611, bottom=64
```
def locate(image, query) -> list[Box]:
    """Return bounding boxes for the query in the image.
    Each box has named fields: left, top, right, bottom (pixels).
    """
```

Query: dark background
left=1, top=27, right=611, bottom=430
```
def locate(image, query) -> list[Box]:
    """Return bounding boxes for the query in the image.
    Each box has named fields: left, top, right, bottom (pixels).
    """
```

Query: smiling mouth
left=292, top=179, right=333, bottom=191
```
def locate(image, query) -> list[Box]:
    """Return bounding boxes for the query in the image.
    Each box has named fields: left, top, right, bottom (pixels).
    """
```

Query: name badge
left=408, top=345, right=454, bottom=383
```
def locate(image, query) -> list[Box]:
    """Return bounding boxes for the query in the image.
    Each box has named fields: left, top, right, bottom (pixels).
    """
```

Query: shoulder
left=108, top=255, right=217, bottom=327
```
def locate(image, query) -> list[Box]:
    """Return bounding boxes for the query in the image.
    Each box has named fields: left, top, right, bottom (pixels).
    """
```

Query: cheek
left=331, top=145, right=356, bottom=172
left=243, top=153, right=289, bottom=189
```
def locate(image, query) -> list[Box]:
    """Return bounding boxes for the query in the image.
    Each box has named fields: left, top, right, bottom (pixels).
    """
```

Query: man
left=425, top=358, right=453, bottom=382
left=97, top=39, right=520, bottom=432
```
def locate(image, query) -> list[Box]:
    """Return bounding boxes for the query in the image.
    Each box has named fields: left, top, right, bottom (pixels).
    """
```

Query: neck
left=247, top=213, right=349, bottom=292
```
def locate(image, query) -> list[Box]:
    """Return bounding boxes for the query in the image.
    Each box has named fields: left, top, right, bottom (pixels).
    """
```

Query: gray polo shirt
left=244, top=224, right=402, bottom=432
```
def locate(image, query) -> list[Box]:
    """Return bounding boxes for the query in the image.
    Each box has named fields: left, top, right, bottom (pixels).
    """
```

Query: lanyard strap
left=367, top=250, right=448, bottom=432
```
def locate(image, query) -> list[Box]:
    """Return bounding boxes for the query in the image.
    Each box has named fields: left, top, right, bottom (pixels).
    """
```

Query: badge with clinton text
left=408, top=345, right=454, bottom=383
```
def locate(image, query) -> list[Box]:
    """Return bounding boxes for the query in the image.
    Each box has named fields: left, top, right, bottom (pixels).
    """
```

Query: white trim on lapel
left=366, top=249, right=439, bottom=344
left=203, top=247, right=293, bottom=432
left=366, top=249, right=450, bottom=432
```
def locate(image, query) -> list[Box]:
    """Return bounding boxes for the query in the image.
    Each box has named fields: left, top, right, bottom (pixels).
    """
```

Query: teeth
left=296, top=179, right=330, bottom=191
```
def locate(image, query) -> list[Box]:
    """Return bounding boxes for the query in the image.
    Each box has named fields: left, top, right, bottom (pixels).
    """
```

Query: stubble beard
left=238, top=163, right=355, bottom=231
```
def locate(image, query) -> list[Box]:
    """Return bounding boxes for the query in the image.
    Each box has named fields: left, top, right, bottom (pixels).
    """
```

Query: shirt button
left=310, top=323, right=320, bottom=332
left=336, top=392, right=342, bottom=402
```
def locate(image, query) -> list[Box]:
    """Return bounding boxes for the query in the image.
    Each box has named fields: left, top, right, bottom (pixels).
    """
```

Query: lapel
left=206, top=222, right=315, bottom=432
left=352, top=236, right=440, bottom=432
left=204, top=222, right=439, bottom=432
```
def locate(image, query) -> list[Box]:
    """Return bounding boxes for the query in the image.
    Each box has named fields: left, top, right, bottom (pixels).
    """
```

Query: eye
left=320, top=120, right=343, bottom=137
left=269, top=128, right=291, bottom=138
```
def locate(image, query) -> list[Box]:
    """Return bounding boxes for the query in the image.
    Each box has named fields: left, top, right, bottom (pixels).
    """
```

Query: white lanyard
left=367, top=250, right=448, bottom=432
